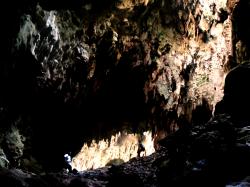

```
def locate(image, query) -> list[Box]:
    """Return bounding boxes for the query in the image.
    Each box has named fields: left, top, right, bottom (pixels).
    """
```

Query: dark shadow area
left=215, top=0, right=250, bottom=121
left=232, top=0, right=250, bottom=45
left=192, top=98, right=213, bottom=126
left=221, top=61, right=250, bottom=120
left=232, top=0, right=250, bottom=59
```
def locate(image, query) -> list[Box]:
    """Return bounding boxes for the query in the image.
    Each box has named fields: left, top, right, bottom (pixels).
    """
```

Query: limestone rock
left=0, top=149, right=9, bottom=169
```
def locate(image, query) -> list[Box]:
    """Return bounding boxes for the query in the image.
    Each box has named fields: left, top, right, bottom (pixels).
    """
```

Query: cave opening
left=1, top=2, right=250, bottom=187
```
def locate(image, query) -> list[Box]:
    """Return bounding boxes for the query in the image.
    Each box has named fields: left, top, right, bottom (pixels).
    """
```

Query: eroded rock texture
left=0, top=0, right=249, bottom=175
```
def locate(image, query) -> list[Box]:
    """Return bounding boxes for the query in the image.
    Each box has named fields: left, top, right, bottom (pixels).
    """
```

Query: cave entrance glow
left=72, top=131, right=155, bottom=171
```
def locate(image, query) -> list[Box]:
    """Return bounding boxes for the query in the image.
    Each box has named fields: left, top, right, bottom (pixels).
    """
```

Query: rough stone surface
left=0, top=0, right=249, bottom=180
left=0, top=112, right=250, bottom=186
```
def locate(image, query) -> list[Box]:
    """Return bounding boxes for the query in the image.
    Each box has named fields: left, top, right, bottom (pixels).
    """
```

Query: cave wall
left=231, top=0, right=250, bottom=63
left=214, top=0, right=250, bottom=120
left=0, top=0, right=237, bottom=171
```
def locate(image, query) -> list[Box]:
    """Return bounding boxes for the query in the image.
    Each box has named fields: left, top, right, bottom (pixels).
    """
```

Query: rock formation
left=0, top=0, right=250, bottom=186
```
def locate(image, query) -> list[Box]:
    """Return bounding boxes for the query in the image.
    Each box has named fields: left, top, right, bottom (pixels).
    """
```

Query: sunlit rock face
left=141, top=0, right=232, bottom=126
left=0, top=0, right=235, bottom=171
left=72, top=131, right=155, bottom=171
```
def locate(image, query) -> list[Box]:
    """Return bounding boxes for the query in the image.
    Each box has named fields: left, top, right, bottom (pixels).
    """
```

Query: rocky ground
left=1, top=112, right=250, bottom=187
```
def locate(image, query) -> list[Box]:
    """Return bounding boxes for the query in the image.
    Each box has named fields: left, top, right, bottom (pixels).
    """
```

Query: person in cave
left=137, top=139, right=145, bottom=157
left=63, top=153, right=72, bottom=173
